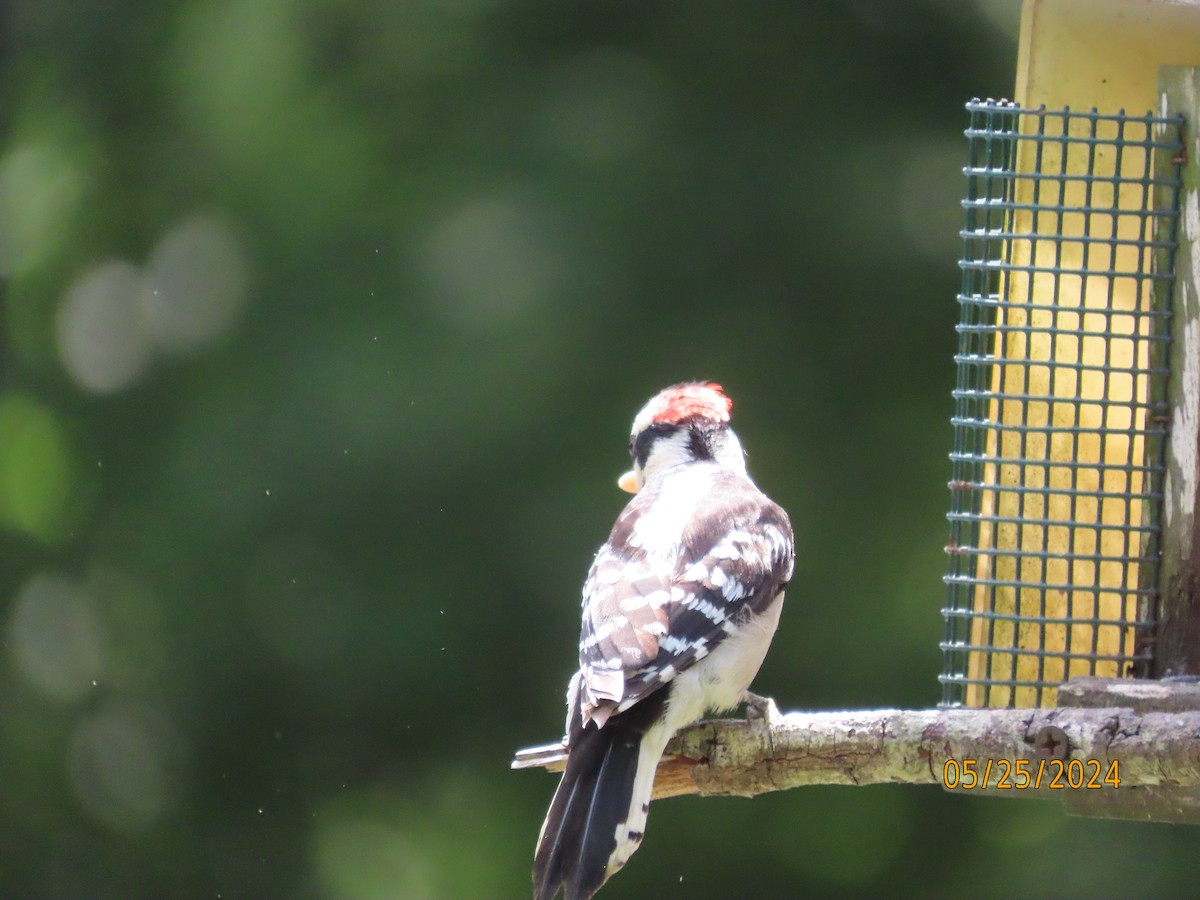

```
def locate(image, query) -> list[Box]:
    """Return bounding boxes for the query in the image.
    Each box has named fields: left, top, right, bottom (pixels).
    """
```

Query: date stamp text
left=942, top=757, right=1120, bottom=790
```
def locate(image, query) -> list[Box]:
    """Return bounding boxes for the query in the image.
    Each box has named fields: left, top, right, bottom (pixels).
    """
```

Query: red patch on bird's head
left=645, top=382, right=732, bottom=426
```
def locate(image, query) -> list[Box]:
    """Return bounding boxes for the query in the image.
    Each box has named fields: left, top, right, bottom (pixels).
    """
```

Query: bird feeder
left=940, top=0, right=1200, bottom=711
left=935, top=0, right=1200, bottom=822
left=940, top=100, right=1181, bottom=708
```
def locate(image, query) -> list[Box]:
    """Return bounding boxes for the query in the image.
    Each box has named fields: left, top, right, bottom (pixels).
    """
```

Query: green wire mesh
left=940, top=100, right=1184, bottom=709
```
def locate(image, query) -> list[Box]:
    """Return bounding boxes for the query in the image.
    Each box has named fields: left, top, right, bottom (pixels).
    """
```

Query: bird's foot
left=740, top=690, right=779, bottom=724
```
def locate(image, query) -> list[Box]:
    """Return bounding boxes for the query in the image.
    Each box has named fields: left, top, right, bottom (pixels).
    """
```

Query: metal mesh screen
left=940, top=100, right=1184, bottom=709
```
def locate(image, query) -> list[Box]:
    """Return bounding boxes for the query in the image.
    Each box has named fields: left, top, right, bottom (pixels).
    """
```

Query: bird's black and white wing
left=577, top=467, right=794, bottom=727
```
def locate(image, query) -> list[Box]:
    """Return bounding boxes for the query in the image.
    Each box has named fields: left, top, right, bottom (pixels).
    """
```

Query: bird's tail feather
left=533, top=691, right=668, bottom=900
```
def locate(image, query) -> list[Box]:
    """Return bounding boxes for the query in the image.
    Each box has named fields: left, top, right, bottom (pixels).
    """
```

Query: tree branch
left=512, top=704, right=1200, bottom=799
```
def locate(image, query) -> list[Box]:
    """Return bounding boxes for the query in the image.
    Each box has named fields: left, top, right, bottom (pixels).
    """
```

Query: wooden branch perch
left=513, top=699, right=1200, bottom=803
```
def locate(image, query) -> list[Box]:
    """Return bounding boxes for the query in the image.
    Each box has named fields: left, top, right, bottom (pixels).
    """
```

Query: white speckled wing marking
left=576, top=465, right=794, bottom=727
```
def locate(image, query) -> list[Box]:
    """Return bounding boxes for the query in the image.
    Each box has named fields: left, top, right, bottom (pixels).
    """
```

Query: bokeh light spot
left=68, top=701, right=183, bottom=832
left=421, top=187, right=565, bottom=331
left=145, top=212, right=249, bottom=355
left=56, top=260, right=154, bottom=393
left=313, top=806, right=433, bottom=900
left=971, top=0, right=1023, bottom=38
left=174, top=0, right=306, bottom=160
left=978, top=795, right=1067, bottom=848
left=311, top=773, right=536, bottom=897
left=0, top=394, right=81, bottom=542
left=898, top=137, right=965, bottom=262
left=8, top=572, right=106, bottom=702
left=0, top=140, right=84, bottom=277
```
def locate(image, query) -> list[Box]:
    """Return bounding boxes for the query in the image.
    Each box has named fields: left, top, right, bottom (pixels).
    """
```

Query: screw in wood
left=1033, top=725, right=1070, bottom=761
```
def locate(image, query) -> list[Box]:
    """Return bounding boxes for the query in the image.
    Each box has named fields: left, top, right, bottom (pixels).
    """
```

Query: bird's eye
left=627, top=437, right=635, bottom=459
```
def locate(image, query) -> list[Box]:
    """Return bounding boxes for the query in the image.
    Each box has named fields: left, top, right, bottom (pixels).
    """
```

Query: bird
left=532, top=381, right=794, bottom=900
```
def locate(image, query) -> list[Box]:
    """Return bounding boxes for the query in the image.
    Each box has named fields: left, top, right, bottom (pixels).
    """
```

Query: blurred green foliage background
left=1, top=1, right=1196, bottom=897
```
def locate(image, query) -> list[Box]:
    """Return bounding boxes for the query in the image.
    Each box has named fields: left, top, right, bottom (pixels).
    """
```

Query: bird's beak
left=617, top=470, right=639, bottom=493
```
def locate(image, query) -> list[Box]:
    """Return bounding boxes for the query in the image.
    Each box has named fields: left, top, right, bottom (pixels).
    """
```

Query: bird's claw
left=741, top=690, right=779, bottom=724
